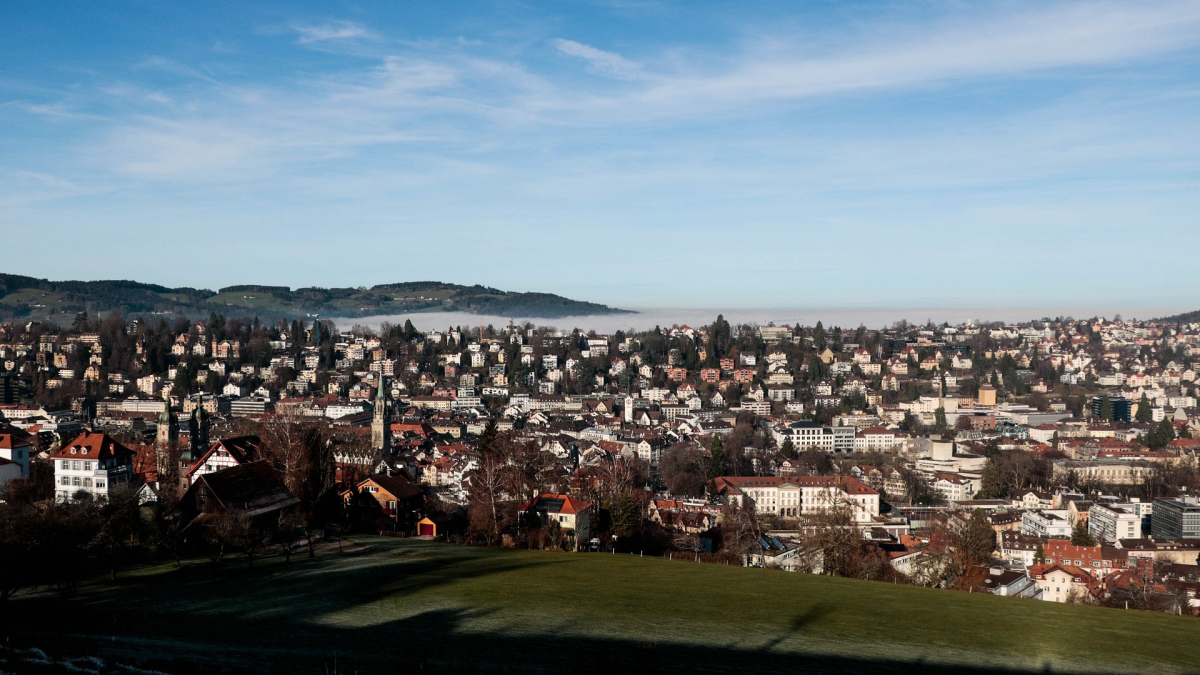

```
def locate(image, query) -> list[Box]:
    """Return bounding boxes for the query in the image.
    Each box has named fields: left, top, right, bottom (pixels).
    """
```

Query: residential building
left=1089, top=502, right=1143, bottom=544
left=1021, top=509, right=1072, bottom=539
left=52, top=432, right=134, bottom=502
left=520, top=493, right=593, bottom=548
left=1029, top=564, right=1093, bottom=603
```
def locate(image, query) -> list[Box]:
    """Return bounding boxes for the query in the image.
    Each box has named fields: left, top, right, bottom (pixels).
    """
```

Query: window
left=72, top=477, right=81, bottom=487
left=84, top=461, right=92, bottom=471
left=96, top=481, right=105, bottom=489
left=83, top=478, right=92, bottom=488
left=60, top=477, right=70, bottom=486
left=72, top=461, right=80, bottom=471
left=61, top=460, right=69, bottom=470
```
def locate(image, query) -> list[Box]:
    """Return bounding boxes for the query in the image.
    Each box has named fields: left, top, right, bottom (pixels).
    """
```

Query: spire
left=372, top=373, right=390, bottom=452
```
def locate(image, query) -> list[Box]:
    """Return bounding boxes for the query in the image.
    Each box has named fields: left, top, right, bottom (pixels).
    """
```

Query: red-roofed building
left=0, top=429, right=34, bottom=478
left=51, top=431, right=134, bottom=501
left=520, top=493, right=594, bottom=548
left=185, top=435, right=263, bottom=486
left=1029, top=564, right=1094, bottom=603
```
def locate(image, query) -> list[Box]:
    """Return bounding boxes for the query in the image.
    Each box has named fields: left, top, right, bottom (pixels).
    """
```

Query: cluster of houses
left=2, top=313, right=1200, bottom=611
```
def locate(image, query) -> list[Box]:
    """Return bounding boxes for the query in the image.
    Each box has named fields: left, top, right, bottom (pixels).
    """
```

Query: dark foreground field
left=6, top=537, right=1200, bottom=675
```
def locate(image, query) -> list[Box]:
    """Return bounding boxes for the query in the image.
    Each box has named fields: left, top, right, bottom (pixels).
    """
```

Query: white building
left=1089, top=502, right=1143, bottom=543
left=714, top=475, right=880, bottom=523
left=51, top=432, right=134, bottom=502
left=1021, top=509, right=1072, bottom=539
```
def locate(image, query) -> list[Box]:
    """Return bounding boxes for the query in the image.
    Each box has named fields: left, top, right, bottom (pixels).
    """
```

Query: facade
left=1088, top=503, right=1143, bottom=544
left=714, top=475, right=880, bottom=523
left=520, top=493, right=593, bottom=548
left=773, top=421, right=836, bottom=451
left=344, top=473, right=426, bottom=529
left=1152, top=497, right=1200, bottom=540
left=1029, top=564, right=1093, bottom=603
left=185, top=435, right=262, bottom=486
left=176, top=461, right=299, bottom=531
left=1021, top=510, right=1072, bottom=539
left=52, top=432, right=134, bottom=501
left=0, top=430, right=33, bottom=478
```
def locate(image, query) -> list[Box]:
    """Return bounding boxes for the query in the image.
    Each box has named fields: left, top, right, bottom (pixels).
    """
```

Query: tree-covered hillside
left=1156, top=309, right=1200, bottom=324
left=0, top=275, right=629, bottom=322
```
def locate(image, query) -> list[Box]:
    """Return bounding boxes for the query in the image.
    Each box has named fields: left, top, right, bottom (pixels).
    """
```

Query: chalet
left=344, top=473, right=427, bottom=531
left=176, top=461, right=299, bottom=533
left=185, top=435, right=262, bottom=485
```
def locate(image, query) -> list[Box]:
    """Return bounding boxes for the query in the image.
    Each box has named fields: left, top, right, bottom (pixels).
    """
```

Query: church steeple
left=156, top=392, right=179, bottom=481
left=371, top=374, right=390, bottom=452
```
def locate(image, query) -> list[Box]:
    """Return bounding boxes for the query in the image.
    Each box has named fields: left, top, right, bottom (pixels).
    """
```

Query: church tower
left=371, top=375, right=390, bottom=452
left=193, top=396, right=210, bottom=452
left=184, top=394, right=210, bottom=476
left=155, top=394, right=179, bottom=478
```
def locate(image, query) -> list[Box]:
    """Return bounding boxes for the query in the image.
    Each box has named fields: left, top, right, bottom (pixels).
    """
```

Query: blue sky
left=2, top=1, right=1199, bottom=310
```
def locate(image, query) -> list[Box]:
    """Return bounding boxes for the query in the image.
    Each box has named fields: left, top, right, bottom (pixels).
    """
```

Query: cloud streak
left=553, top=38, right=643, bottom=79
left=291, top=21, right=376, bottom=44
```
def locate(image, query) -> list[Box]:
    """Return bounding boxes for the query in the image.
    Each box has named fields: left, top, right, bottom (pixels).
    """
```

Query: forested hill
left=1156, top=309, right=1200, bottom=324
left=0, top=275, right=630, bottom=322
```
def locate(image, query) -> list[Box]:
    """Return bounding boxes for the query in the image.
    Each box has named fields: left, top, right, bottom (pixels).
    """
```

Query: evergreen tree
left=610, top=492, right=642, bottom=539
left=1099, top=396, right=1113, bottom=422
left=979, top=459, right=1003, bottom=499
left=1034, top=544, right=1046, bottom=565
left=478, top=419, right=499, bottom=459
left=708, top=435, right=727, bottom=479
left=1148, top=418, right=1176, bottom=450
left=1135, top=393, right=1153, bottom=423
left=1071, top=521, right=1096, bottom=546
left=813, top=321, right=826, bottom=350
left=934, top=407, right=947, bottom=431
left=780, top=437, right=796, bottom=460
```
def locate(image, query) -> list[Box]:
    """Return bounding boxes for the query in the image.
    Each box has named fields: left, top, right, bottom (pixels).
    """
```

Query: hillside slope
left=8, top=537, right=1200, bottom=675
left=1156, top=309, right=1200, bottom=324
left=0, top=275, right=630, bottom=322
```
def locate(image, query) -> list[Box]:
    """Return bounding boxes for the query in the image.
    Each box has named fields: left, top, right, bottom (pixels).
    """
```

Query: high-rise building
left=1090, top=395, right=1132, bottom=423
left=1152, top=497, right=1200, bottom=540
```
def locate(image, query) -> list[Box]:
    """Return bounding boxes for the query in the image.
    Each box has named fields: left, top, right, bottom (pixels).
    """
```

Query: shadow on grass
left=4, top=604, right=1146, bottom=675
left=1, top=543, right=1184, bottom=675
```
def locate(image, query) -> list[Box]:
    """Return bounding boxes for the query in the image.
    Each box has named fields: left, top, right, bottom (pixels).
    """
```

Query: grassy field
left=7, top=537, right=1200, bottom=675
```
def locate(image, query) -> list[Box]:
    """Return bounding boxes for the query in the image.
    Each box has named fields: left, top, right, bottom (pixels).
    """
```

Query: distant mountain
left=1155, top=309, right=1200, bottom=324
left=0, top=275, right=631, bottom=322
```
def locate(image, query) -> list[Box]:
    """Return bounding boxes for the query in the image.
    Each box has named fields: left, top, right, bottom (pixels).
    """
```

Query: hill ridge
left=0, top=274, right=631, bottom=322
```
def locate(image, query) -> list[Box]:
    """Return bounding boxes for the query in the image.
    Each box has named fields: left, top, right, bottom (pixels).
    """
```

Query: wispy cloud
left=546, top=1, right=1200, bottom=122
left=553, top=39, right=643, bottom=79
left=5, top=0, right=1200, bottom=307
left=291, top=21, right=375, bottom=44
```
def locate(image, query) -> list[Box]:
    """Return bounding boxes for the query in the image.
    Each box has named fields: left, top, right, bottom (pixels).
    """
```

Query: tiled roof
left=50, top=432, right=134, bottom=460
